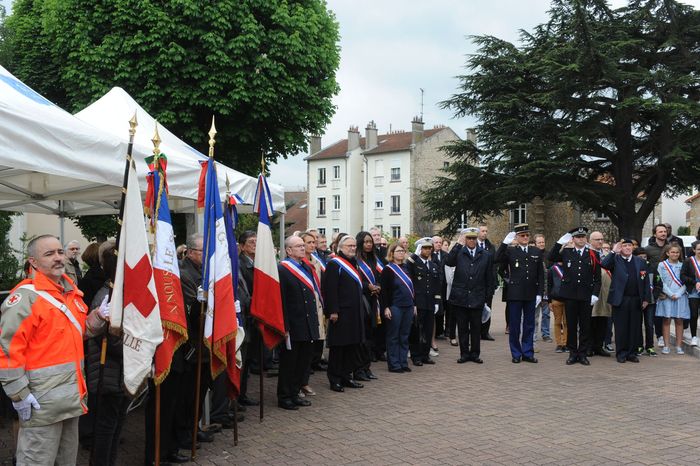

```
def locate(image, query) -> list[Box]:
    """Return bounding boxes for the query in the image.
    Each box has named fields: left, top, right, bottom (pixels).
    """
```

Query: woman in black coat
left=322, top=235, right=365, bottom=392
left=354, top=231, right=381, bottom=381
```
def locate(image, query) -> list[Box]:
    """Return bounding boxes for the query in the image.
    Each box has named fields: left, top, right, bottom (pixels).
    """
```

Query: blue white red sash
left=388, top=263, right=414, bottom=297
left=691, top=256, right=700, bottom=281
left=330, top=256, right=362, bottom=288
left=374, top=258, right=384, bottom=275
left=357, top=259, right=377, bottom=286
left=302, top=258, right=324, bottom=307
left=662, top=260, right=683, bottom=287
left=552, top=264, right=563, bottom=279
left=312, top=251, right=326, bottom=272
left=281, top=260, right=322, bottom=306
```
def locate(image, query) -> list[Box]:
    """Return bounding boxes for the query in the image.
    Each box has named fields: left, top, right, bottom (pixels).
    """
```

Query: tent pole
left=279, top=213, right=285, bottom=259
left=59, top=201, right=65, bottom=244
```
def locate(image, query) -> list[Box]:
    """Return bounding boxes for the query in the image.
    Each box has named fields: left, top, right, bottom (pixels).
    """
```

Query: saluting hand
left=612, top=241, right=622, bottom=254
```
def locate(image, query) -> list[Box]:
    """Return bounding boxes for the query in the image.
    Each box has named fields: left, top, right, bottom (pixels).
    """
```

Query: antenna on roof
left=419, top=88, right=424, bottom=121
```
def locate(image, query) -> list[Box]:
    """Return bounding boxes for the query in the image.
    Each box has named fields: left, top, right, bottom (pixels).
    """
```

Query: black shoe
left=472, top=357, right=484, bottom=364
left=214, top=418, right=235, bottom=429
left=292, top=397, right=312, bottom=407
left=166, top=452, right=190, bottom=464
left=522, top=356, right=538, bottom=363
left=555, top=346, right=564, bottom=353
left=616, top=356, right=626, bottom=363
left=343, top=380, right=364, bottom=388
left=627, top=355, right=640, bottom=363
left=366, top=370, right=378, bottom=379
left=197, top=431, right=215, bottom=443
left=586, top=350, right=594, bottom=357
left=388, top=367, right=404, bottom=373
left=312, top=363, right=328, bottom=372
left=482, top=334, right=495, bottom=341
left=401, top=367, right=412, bottom=372
left=178, top=441, right=200, bottom=450
left=594, top=349, right=611, bottom=357
left=353, top=372, right=370, bottom=381
left=330, top=383, right=345, bottom=392
left=238, top=395, right=260, bottom=406
left=457, top=356, right=470, bottom=364
left=422, top=358, right=436, bottom=365
left=512, top=357, right=521, bottom=363
left=412, top=359, right=423, bottom=366
left=278, top=399, right=299, bottom=410
left=205, top=424, right=222, bottom=433
left=579, top=356, right=591, bottom=366
left=566, top=356, right=578, bottom=365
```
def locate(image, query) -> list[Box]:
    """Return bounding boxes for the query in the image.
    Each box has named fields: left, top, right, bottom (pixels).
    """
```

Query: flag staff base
left=192, top=304, right=206, bottom=460
left=233, top=399, right=239, bottom=446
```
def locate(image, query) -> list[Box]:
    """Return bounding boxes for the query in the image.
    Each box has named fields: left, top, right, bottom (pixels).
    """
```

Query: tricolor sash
left=302, top=258, right=324, bottom=307
left=281, top=259, right=319, bottom=298
left=330, top=256, right=362, bottom=288
left=662, top=260, right=683, bottom=287
left=357, top=259, right=377, bottom=286
left=691, top=256, right=700, bottom=281
left=388, top=263, right=414, bottom=297
left=312, top=251, right=326, bottom=272
left=374, top=258, right=384, bottom=275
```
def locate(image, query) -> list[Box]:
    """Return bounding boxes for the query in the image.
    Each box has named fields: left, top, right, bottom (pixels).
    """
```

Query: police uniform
left=407, top=240, right=441, bottom=365
left=496, top=224, right=544, bottom=362
left=547, top=227, right=601, bottom=364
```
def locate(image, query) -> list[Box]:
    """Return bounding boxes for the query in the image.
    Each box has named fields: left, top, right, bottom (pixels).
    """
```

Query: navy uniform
left=407, top=239, right=441, bottom=365
left=496, top=224, right=544, bottom=363
left=548, top=227, right=601, bottom=365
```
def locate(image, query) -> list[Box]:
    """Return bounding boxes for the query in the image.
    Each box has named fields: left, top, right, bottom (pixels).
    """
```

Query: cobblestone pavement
left=2, top=300, right=700, bottom=465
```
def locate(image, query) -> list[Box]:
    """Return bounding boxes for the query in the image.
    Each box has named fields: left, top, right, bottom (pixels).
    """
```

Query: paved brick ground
left=2, top=300, right=700, bottom=465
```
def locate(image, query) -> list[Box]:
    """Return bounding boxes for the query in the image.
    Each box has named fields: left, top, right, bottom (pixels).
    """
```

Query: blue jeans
left=508, top=300, right=536, bottom=358
left=536, top=301, right=551, bottom=339
left=385, top=305, right=413, bottom=370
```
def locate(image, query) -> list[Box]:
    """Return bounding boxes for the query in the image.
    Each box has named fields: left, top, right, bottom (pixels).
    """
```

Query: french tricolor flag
left=251, top=174, right=285, bottom=348
left=201, top=159, right=238, bottom=379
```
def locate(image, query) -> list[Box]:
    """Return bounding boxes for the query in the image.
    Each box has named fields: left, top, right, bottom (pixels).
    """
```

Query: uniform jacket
left=445, top=244, right=495, bottom=309
left=547, top=244, right=601, bottom=301
left=406, top=253, right=441, bottom=310
left=0, top=271, right=102, bottom=427
left=495, top=243, right=544, bottom=301
left=600, top=253, right=651, bottom=306
left=278, top=260, right=320, bottom=342
left=322, top=254, right=365, bottom=347
left=179, top=257, right=208, bottom=363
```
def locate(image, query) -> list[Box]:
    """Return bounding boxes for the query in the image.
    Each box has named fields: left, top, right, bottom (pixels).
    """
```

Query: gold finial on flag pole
left=260, top=150, right=265, bottom=176
left=152, top=122, right=162, bottom=157
left=208, top=116, right=217, bottom=158
left=129, top=112, right=138, bottom=138
left=225, top=173, right=231, bottom=194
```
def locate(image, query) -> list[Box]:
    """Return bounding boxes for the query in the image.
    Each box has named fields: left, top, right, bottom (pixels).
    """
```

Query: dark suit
left=496, top=243, right=544, bottom=359
left=548, top=244, right=601, bottom=358
left=601, top=253, right=650, bottom=360
left=431, top=250, right=447, bottom=337
left=476, top=239, right=496, bottom=337
left=446, top=244, right=495, bottom=360
left=322, top=254, right=365, bottom=385
left=407, top=253, right=441, bottom=363
left=277, top=261, right=320, bottom=403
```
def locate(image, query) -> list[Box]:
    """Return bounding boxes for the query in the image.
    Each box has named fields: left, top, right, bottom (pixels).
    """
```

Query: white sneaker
left=429, top=348, right=439, bottom=358
left=657, top=336, right=665, bottom=348
left=661, top=346, right=670, bottom=354
left=692, top=336, right=698, bottom=347
left=677, top=346, right=685, bottom=355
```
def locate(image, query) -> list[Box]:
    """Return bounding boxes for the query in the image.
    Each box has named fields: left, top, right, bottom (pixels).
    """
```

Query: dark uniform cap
left=620, top=237, right=635, bottom=245
left=569, top=226, right=588, bottom=237
left=514, top=224, right=529, bottom=234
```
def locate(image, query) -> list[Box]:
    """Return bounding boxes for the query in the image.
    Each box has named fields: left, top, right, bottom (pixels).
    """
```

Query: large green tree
left=1, top=0, right=340, bottom=175
left=423, top=0, right=700, bottom=239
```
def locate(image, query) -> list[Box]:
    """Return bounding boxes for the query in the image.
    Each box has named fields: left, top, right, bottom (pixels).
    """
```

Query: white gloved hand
left=535, top=295, right=542, bottom=307
left=98, top=295, right=110, bottom=321
left=434, top=304, right=439, bottom=315
left=590, top=295, right=599, bottom=306
left=557, top=233, right=573, bottom=245
left=235, top=300, right=241, bottom=314
left=503, top=232, right=516, bottom=244
left=196, top=286, right=205, bottom=303
left=12, top=393, right=40, bottom=421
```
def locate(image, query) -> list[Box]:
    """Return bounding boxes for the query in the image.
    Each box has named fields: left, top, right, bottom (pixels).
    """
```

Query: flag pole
left=259, top=151, right=265, bottom=423
left=90, top=112, right=137, bottom=465
left=192, top=117, right=217, bottom=460
left=151, top=123, right=163, bottom=466
left=224, top=177, right=240, bottom=446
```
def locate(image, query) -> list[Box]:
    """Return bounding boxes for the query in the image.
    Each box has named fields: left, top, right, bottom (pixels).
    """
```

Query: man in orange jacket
left=0, top=234, right=109, bottom=465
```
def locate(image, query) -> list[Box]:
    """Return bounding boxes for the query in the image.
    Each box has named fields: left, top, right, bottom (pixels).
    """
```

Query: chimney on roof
left=365, top=121, right=378, bottom=151
left=466, top=128, right=477, bottom=144
left=309, top=134, right=321, bottom=156
left=348, top=125, right=360, bottom=151
left=411, top=116, right=424, bottom=145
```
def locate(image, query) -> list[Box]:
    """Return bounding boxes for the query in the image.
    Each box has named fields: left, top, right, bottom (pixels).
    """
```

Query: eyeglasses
left=394, top=249, right=406, bottom=253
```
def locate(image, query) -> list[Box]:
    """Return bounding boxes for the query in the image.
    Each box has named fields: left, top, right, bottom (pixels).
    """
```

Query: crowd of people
left=0, top=221, right=697, bottom=465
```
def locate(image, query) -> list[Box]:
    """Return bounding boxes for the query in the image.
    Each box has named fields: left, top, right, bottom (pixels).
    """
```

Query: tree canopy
left=1, top=0, right=340, bottom=175
left=423, top=0, right=700, bottom=239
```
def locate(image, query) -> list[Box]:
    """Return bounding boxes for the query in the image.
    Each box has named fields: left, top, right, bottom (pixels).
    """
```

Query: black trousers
left=481, top=295, right=493, bottom=337
left=145, top=369, right=185, bottom=463
left=590, top=316, right=609, bottom=351
left=434, top=299, right=445, bottom=336
left=409, top=308, right=435, bottom=362
left=454, top=305, right=482, bottom=359
left=277, top=340, right=313, bottom=402
left=302, top=339, right=325, bottom=386
left=690, top=299, right=699, bottom=337
left=445, top=302, right=457, bottom=339
left=327, top=344, right=360, bottom=385
left=373, top=322, right=386, bottom=357
left=91, top=393, right=129, bottom=466
left=612, top=296, right=642, bottom=360
left=210, top=372, right=231, bottom=423
left=565, top=299, right=592, bottom=357
left=639, top=303, right=656, bottom=349
left=175, top=360, right=212, bottom=448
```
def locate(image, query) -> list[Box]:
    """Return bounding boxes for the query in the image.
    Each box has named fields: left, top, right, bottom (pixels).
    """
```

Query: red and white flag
left=110, top=160, right=163, bottom=396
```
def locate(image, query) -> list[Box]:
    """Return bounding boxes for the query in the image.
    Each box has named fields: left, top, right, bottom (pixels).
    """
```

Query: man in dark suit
left=496, top=224, right=544, bottom=363
left=431, top=235, right=447, bottom=343
left=237, top=231, right=262, bottom=407
left=548, top=227, right=601, bottom=365
left=277, top=236, right=320, bottom=410
left=477, top=225, right=497, bottom=340
left=407, top=238, right=441, bottom=366
left=445, top=228, right=496, bottom=364
left=601, top=238, right=651, bottom=363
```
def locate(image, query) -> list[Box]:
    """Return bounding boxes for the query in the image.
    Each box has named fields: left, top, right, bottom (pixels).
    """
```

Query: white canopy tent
left=74, top=87, right=286, bottom=214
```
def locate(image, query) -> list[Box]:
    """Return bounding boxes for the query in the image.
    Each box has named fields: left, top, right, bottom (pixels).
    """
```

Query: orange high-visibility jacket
left=0, top=271, right=90, bottom=427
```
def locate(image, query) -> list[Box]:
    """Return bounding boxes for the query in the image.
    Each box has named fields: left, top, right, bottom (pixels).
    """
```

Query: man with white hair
left=63, top=240, right=82, bottom=284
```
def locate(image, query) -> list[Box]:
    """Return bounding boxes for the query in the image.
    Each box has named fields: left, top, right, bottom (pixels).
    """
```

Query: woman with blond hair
left=656, top=243, right=690, bottom=355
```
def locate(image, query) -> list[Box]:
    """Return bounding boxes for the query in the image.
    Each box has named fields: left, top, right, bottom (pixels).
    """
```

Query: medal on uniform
left=567, top=261, right=571, bottom=268
left=515, top=260, right=519, bottom=268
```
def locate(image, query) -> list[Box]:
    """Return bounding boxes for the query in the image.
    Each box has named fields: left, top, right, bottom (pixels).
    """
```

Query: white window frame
left=390, top=167, right=401, bottom=182
left=318, top=197, right=326, bottom=217
left=318, top=167, right=326, bottom=186
left=332, top=194, right=340, bottom=211
left=333, top=165, right=341, bottom=180
left=391, top=225, right=401, bottom=238
left=390, top=195, right=401, bottom=214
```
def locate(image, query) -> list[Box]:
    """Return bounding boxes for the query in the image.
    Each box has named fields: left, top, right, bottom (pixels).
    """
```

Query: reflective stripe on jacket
left=0, top=271, right=89, bottom=427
